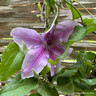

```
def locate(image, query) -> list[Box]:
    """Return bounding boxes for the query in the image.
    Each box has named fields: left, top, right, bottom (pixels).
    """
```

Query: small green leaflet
left=56, top=81, right=74, bottom=95
left=83, top=18, right=94, bottom=25
left=65, top=0, right=83, bottom=20
left=82, top=79, right=96, bottom=85
left=38, top=2, right=42, bottom=11
left=0, top=74, right=38, bottom=96
left=83, top=18, right=96, bottom=33
left=58, top=40, right=74, bottom=60
left=62, top=69, right=77, bottom=77
left=0, top=42, right=25, bottom=81
left=87, top=21, right=96, bottom=33
left=71, top=6, right=83, bottom=20
left=69, top=26, right=87, bottom=41
left=56, top=75, right=74, bottom=94
left=40, top=65, right=50, bottom=76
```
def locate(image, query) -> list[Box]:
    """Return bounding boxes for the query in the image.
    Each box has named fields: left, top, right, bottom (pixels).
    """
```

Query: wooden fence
left=0, top=0, right=96, bottom=92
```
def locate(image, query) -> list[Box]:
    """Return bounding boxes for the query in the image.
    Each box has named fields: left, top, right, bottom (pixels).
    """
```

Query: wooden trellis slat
left=0, top=0, right=96, bottom=38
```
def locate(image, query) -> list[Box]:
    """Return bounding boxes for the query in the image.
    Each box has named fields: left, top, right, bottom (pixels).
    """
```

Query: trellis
left=0, top=0, right=96, bottom=92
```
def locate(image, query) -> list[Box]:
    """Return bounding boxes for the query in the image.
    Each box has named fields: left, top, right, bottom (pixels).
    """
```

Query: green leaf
left=87, top=20, right=96, bottom=33
left=84, top=52, right=95, bottom=61
left=36, top=14, right=41, bottom=18
left=74, top=86, right=96, bottom=96
left=62, top=69, right=77, bottom=77
left=83, top=18, right=94, bottom=25
left=45, top=0, right=55, bottom=18
left=46, top=0, right=54, bottom=11
left=38, top=82, right=59, bottom=96
left=32, top=69, right=39, bottom=79
left=83, top=18, right=96, bottom=33
left=69, top=26, right=87, bottom=41
left=72, top=60, right=87, bottom=77
left=0, top=42, right=25, bottom=81
left=56, top=81, right=74, bottom=95
left=0, top=74, right=38, bottom=96
left=38, top=2, right=42, bottom=11
left=77, top=50, right=84, bottom=61
left=48, top=59, right=57, bottom=65
left=30, top=93, right=41, bottom=96
left=40, top=65, right=50, bottom=76
left=56, top=76, right=74, bottom=94
left=58, top=40, right=74, bottom=60
left=82, top=78, right=96, bottom=85
left=71, top=6, right=83, bottom=20
left=66, top=0, right=71, bottom=9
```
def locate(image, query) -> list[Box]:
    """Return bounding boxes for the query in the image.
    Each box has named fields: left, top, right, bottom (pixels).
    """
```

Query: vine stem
left=64, top=0, right=83, bottom=23
left=74, top=0, right=96, bottom=20
left=46, top=4, right=58, bottom=33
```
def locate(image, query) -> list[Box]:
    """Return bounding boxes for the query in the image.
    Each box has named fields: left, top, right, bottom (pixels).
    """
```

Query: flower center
left=47, top=41, right=53, bottom=46
left=44, top=40, right=53, bottom=49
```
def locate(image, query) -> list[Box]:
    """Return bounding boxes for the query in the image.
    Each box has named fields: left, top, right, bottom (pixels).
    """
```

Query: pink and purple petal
left=42, top=20, right=77, bottom=43
left=11, top=27, right=43, bottom=49
left=54, top=20, right=77, bottom=42
left=48, top=42, right=73, bottom=76
left=50, top=64, right=55, bottom=76
left=48, top=42, right=65, bottom=76
left=21, top=47, right=49, bottom=79
left=67, top=48, right=73, bottom=57
left=48, top=42, right=65, bottom=61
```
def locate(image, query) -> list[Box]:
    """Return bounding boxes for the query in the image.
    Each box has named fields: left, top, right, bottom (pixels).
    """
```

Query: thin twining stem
left=74, top=0, right=96, bottom=20
left=46, top=4, right=58, bottom=33
left=65, top=0, right=83, bottom=23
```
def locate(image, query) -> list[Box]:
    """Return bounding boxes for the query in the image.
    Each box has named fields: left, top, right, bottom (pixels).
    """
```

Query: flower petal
left=54, top=20, right=77, bottom=42
left=55, top=48, right=73, bottom=74
left=21, top=47, right=49, bottom=79
left=50, top=64, right=55, bottom=76
left=11, top=27, right=43, bottom=49
left=48, top=42, right=65, bottom=76
left=49, top=60, right=61, bottom=77
left=42, top=20, right=77, bottom=43
left=48, top=42, right=65, bottom=61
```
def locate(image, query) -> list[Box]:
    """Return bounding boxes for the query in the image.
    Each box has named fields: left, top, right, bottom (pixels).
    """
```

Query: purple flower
left=11, top=20, right=77, bottom=79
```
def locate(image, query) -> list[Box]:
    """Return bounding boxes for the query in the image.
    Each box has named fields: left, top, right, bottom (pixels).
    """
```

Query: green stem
left=74, top=0, right=96, bottom=20
left=64, top=0, right=83, bottom=23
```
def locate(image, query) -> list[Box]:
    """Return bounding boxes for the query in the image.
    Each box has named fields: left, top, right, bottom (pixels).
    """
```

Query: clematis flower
left=11, top=20, right=77, bottom=79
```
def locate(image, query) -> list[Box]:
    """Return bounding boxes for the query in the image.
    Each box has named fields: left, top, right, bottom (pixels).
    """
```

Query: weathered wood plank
left=0, top=1, right=96, bottom=38
left=73, top=1, right=96, bottom=8
left=0, top=0, right=43, bottom=6
left=61, top=61, right=75, bottom=67
left=72, top=42, right=96, bottom=51
left=84, top=33, right=96, bottom=40
left=0, top=39, right=13, bottom=46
